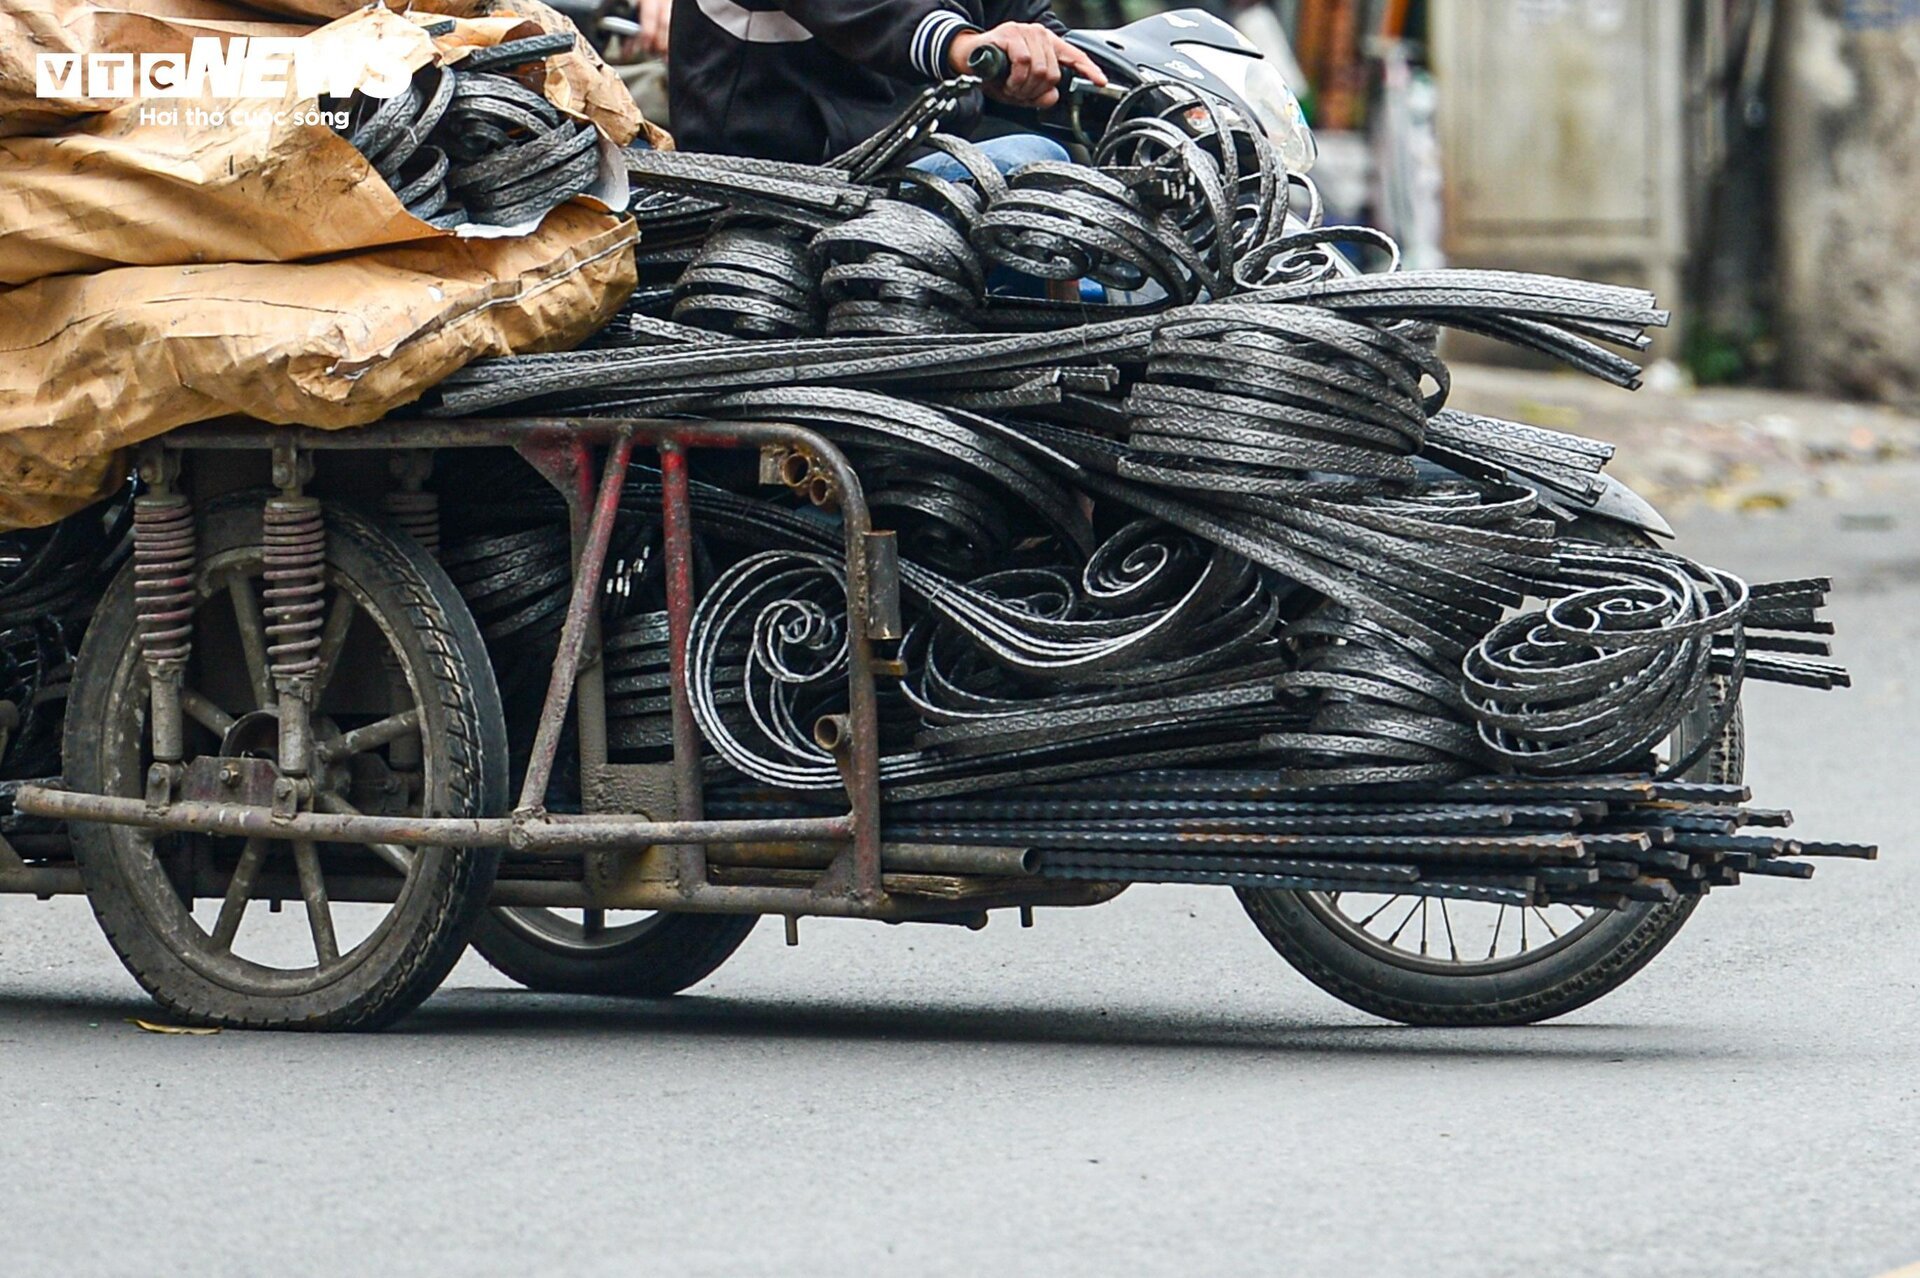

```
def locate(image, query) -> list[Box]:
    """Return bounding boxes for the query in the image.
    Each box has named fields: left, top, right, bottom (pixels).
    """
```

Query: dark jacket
left=669, top=0, right=1065, bottom=162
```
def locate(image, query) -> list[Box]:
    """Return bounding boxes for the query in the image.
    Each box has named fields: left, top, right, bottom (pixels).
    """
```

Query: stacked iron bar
left=426, top=78, right=1867, bottom=906
left=329, top=29, right=598, bottom=229
left=710, top=771, right=1878, bottom=908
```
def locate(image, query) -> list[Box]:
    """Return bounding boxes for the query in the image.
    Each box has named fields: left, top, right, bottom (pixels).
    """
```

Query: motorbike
left=0, top=11, right=1861, bottom=1032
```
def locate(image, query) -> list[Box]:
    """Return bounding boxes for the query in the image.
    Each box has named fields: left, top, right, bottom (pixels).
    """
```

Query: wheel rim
left=95, top=544, right=446, bottom=995
left=1295, top=680, right=1724, bottom=975
left=492, top=907, right=667, bottom=954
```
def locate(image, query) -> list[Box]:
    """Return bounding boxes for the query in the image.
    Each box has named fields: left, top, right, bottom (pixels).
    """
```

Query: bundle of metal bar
left=410, top=79, right=1857, bottom=833
left=330, top=41, right=597, bottom=230
left=831, top=78, right=983, bottom=182
left=672, top=225, right=822, bottom=338
left=623, top=149, right=874, bottom=227
left=0, top=488, right=132, bottom=779
left=704, top=771, right=1877, bottom=910
left=1088, top=81, right=1284, bottom=295
left=1420, top=409, right=1615, bottom=516
left=813, top=200, right=985, bottom=335
left=1464, top=547, right=1847, bottom=775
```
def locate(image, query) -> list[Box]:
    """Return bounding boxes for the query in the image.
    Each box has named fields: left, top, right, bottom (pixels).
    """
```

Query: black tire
left=470, top=907, right=757, bottom=996
left=65, top=497, right=507, bottom=1031
left=1239, top=518, right=1744, bottom=1026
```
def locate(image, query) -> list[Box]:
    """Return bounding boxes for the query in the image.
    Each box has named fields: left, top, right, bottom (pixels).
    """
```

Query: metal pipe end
left=778, top=451, right=812, bottom=488
left=812, top=713, right=851, bottom=753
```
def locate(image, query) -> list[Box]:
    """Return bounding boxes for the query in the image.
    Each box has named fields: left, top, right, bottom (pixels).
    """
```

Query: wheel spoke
left=179, top=688, right=236, bottom=736
left=209, top=838, right=269, bottom=952
left=291, top=839, right=339, bottom=965
left=327, top=709, right=421, bottom=761
left=315, top=792, right=415, bottom=875
left=313, top=593, right=356, bottom=693
left=1383, top=897, right=1423, bottom=946
left=223, top=572, right=274, bottom=709
left=1356, top=895, right=1403, bottom=929
left=1439, top=897, right=1460, bottom=963
left=581, top=908, right=606, bottom=940
left=1486, top=904, right=1507, bottom=961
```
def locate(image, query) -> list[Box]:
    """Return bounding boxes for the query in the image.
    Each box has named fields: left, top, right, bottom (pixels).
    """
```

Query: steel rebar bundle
left=414, top=79, right=1860, bottom=906
left=708, top=771, right=1876, bottom=909
left=330, top=34, right=598, bottom=229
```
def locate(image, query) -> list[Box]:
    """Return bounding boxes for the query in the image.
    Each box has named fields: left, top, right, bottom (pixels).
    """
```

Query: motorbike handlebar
left=967, top=44, right=1011, bottom=83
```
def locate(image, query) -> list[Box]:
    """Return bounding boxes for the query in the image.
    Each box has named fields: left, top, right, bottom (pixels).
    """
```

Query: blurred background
left=1052, top=0, right=1916, bottom=410
left=605, top=0, right=1919, bottom=412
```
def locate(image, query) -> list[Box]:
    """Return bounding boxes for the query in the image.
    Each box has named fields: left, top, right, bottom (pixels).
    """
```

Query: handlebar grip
left=967, top=44, right=1010, bottom=83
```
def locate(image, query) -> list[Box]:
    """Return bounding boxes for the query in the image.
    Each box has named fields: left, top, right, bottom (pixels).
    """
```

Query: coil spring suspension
left=384, top=490, right=440, bottom=558
left=262, top=496, right=326, bottom=688
left=132, top=493, right=196, bottom=671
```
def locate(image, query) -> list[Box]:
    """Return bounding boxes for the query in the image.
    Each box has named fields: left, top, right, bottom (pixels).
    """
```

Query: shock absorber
left=385, top=451, right=438, bottom=558
left=262, top=489, right=325, bottom=781
left=132, top=464, right=196, bottom=776
left=384, top=490, right=439, bottom=558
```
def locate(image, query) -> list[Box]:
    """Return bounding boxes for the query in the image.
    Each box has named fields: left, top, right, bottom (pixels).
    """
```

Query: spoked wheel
left=64, top=497, right=506, bottom=1031
left=1240, top=520, right=1744, bottom=1026
left=470, top=905, right=757, bottom=996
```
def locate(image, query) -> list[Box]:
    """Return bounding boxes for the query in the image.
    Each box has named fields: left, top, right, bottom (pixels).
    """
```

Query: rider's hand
left=948, top=22, right=1107, bottom=108
left=634, top=0, right=670, bottom=58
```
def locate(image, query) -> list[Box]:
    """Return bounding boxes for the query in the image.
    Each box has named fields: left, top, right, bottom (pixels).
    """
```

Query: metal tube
left=162, top=417, right=849, bottom=452
left=808, top=442, right=886, bottom=902
left=515, top=432, right=636, bottom=814
left=659, top=440, right=710, bottom=892
left=0, top=864, right=83, bottom=897
left=706, top=840, right=1041, bottom=877
left=13, top=784, right=851, bottom=851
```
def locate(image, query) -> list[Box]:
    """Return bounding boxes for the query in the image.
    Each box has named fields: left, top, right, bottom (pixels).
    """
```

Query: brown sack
left=0, top=1, right=309, bottom=134
left=0, top=5, right=651, bottom=287
left=0, top=203, right=637, bottom=530
left=0, top=8, right=440, bottom=286
left=230, top=0, right=650, bottom=146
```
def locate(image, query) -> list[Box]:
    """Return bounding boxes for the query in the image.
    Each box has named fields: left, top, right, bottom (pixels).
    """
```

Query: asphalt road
left=2, top=468, right=1915, bottom=1278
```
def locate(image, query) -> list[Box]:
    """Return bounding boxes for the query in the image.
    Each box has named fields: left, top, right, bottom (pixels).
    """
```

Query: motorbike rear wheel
left=1239, top=519, right=1743, bottom=1026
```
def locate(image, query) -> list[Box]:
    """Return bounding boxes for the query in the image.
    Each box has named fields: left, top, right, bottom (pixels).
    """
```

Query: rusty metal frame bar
left=515, top=430, right=636, bottom=815
left=0, top=832, right=79, bottom=898
left=21, top=415, right=901, bottom=917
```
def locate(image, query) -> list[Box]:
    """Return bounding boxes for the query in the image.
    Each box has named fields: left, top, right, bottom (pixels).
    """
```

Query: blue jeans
left=909, top=134, right=1102, bottom=300
left=907, top=132, right=1070, bottom=184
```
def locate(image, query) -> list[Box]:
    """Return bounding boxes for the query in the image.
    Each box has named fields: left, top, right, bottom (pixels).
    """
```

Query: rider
left=667, top=0, right=1106, bottom=164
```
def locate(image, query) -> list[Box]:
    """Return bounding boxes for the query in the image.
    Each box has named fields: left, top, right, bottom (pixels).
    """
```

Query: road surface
left=1, top=467, right=1914, bottom=1277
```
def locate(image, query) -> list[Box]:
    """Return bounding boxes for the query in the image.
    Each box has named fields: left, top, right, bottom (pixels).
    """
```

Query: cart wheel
left=470, top=907, right=757, bottom=996
left=64, top=497, right=507, bottom=1031
left=1240, top=520, right=1743, bottom=1026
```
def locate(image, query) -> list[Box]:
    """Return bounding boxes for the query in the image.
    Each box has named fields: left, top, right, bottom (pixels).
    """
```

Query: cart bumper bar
left=13, top=784, right=852, bottom=852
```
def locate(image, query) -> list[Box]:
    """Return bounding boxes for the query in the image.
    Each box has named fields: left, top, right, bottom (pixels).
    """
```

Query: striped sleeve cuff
left=911, top=9, right=976, bottom=80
